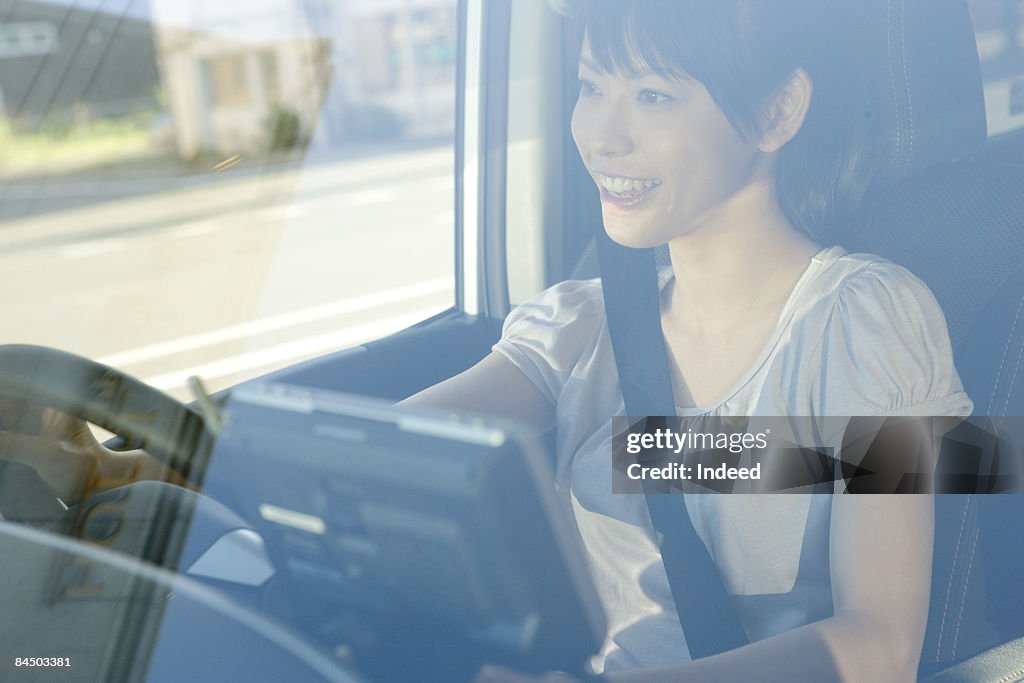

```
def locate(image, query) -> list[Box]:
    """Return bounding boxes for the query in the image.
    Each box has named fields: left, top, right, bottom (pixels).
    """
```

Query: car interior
left=1, top=0, right=1023, bottom=680
left=270, top=0, right=1024, bottom=679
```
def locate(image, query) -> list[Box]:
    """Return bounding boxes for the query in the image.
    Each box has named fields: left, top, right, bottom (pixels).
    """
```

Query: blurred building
left=319, top=0, right=457, bottom=145
left=150, top=0, right=456, bottom=158
left=149, top=0, right=330, bottom=158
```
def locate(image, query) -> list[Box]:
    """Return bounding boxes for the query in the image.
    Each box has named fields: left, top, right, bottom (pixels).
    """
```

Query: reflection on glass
left=0, top=0, right=457, bottom=399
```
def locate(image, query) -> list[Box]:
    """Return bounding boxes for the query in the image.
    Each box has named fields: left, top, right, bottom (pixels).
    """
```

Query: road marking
left=0, top=167, right=451, bottom=254
left=164, top=220, right=218, bottom=240
left=59, top=238, right=125, bottom=259
left=428, top=176, right=454, bottom=191
left=261, top=205, right=310, bottom=222
left=143, top=306, right=446, bottom=392
left=339, top=188, right=397, bottom=206
left=98, top=278, right=453, bottom=367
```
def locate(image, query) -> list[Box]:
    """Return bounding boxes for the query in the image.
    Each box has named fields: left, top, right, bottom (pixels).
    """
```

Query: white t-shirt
left=492, top=245, right=973, bottom=673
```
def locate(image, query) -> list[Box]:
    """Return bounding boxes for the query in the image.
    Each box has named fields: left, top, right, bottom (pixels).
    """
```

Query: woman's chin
left=601, top=215, right=667, bottom=250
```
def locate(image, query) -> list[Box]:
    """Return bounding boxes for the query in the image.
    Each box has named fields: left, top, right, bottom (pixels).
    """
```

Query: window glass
left=968, top=0, right=1024, bottom=136
left=0, top=0, right=458, bottom=399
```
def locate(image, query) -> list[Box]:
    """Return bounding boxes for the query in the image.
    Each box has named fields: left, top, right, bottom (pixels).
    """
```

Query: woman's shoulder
left=818, top=249, right=948, bottom=330
left=490, top=277, right=607, bottom=407
left=498, top=277, right=607, bottom=340
left=813, top=247, right=933, bottom=295
left=802, top=248, right=971, bottom=417
left=796, top=247, right=943, bottom=326
left=516, top=277, right=606, bottom=314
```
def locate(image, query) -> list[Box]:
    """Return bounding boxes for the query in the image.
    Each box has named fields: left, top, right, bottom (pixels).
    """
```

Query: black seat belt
left=594, top=229, right=750, bottom=658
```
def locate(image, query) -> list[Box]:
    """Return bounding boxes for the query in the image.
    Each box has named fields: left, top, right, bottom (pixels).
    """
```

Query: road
left=0, top=145, right=456, bottom=399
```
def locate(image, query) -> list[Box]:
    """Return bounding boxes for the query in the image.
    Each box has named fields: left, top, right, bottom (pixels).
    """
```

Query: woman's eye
left=578, top=79, right=599, bottom=97
left=638, top=89, right=673, bottom=105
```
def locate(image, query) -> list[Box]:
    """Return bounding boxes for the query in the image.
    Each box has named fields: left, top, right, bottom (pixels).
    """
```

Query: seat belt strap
left=594, top=230, right=750, bottom=658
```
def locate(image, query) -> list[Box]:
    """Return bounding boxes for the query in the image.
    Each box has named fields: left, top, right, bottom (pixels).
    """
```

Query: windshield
left=2, top=1, right=1024, bottom=682
left=0, top=0, right=457, bottom=401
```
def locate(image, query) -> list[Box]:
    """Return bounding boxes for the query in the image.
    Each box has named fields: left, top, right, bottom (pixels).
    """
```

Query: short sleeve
left=813, top=260, right=973, bottom=425
left=492, top=278, right=605, bottom=407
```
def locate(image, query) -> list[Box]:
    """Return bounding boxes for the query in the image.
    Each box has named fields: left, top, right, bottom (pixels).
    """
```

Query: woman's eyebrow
left=578, top=56, right=675, bottom=81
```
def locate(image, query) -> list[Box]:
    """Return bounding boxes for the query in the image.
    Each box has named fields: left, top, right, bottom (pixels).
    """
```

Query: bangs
left=572, top=0, right=729, bottom=83
left=569, top=0, right=776, bottom=138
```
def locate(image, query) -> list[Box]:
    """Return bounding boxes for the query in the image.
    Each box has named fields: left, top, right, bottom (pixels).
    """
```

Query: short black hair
left=569, top=0, right=880, bottom=243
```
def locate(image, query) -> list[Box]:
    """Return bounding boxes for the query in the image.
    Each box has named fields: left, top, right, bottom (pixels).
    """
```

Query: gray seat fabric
left=857, top=157, right=1024, bottom=677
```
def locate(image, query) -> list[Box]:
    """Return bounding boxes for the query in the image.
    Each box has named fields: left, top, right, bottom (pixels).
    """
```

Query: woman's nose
left=586, top=103, right=634, bottom=157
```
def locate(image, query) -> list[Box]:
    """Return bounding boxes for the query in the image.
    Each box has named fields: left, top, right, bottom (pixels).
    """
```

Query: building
left=149, top=0, right=456, bottom=158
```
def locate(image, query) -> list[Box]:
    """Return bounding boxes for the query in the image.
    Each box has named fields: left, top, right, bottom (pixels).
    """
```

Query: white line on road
left=164, top=220, right=218, bottom=240
left=144, top=306, right=446, bottom=392
left=261, top=204, right=310, bottom=221
left=59, top=238, right=126, bottom=259
left=339, top=188, right=398, bottom=206
left=428, top=177, right=454, bottom=191
left=98, top=277, right=453, bottom=367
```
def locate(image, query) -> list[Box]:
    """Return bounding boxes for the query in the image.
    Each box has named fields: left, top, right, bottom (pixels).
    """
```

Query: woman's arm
left=479, top=493, right=932, bottom=683
left=603, top=494, right=932, bottom=683
left=398, top=352, right=557, bottom=435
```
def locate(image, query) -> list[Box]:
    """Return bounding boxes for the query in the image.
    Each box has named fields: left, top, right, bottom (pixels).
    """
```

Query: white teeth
left=595, top=172, right=661, bottom=196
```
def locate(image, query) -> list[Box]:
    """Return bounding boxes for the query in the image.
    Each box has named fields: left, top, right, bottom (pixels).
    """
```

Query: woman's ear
left=758, top=68, right=813, bottom=153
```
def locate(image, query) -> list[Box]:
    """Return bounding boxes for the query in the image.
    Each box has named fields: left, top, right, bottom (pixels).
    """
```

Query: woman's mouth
left=593, top=172, right=662, bottom=209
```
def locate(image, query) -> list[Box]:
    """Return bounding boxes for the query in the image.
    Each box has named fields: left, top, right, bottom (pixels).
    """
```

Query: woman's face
left=571, top=41, right=765, bottom=248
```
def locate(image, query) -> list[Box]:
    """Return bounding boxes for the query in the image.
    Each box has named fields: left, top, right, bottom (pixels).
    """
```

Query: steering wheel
left=0, top=344, right=213, bottom=500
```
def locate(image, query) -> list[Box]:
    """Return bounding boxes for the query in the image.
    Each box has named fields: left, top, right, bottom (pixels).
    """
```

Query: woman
left=402, top=1, right=971, bottom=681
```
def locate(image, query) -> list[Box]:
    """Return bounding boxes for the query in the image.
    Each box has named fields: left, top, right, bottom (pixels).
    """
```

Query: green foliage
left=0, top=116, right=152, bottom=175
left=266, top=105, right=307, bottom=151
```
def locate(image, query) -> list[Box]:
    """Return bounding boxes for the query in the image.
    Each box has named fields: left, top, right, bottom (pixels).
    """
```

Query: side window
left=0, top=0, right=458, bottom=400
left=968, top=0, right=1024, bottom=136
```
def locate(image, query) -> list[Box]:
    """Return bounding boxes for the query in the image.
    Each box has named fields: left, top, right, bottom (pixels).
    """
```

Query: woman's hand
left=0, top=399, right=193, bottom=506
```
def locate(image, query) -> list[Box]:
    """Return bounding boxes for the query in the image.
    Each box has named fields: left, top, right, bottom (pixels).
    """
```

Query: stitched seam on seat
left=935, top=494, right=971, bottom=660
left=1002, top=337, right=1024, bottom=417
left=986, top=296, right=1024, bottom=415
left=886, top=0, right=901, bottom=166
left=900, top=0, right=914, bottom=160
left=951, top=497, right=984, bottom=660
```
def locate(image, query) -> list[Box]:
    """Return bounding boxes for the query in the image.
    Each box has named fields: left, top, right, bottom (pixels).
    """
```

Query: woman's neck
left=663, top=179, right=822, bottom=329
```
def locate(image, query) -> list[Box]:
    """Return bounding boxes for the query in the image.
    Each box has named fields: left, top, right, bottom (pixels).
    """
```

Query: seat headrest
left=862, top=0, right=988, bottom=187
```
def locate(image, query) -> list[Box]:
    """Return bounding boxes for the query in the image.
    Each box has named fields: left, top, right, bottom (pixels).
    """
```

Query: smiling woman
left=570, top=0, right=876, bottom=247
left=402, top=1, right=973, bottom=681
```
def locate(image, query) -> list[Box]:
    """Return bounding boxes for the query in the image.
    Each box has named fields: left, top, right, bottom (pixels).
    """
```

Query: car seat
left=852, top=1, right=1024, bottom=676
